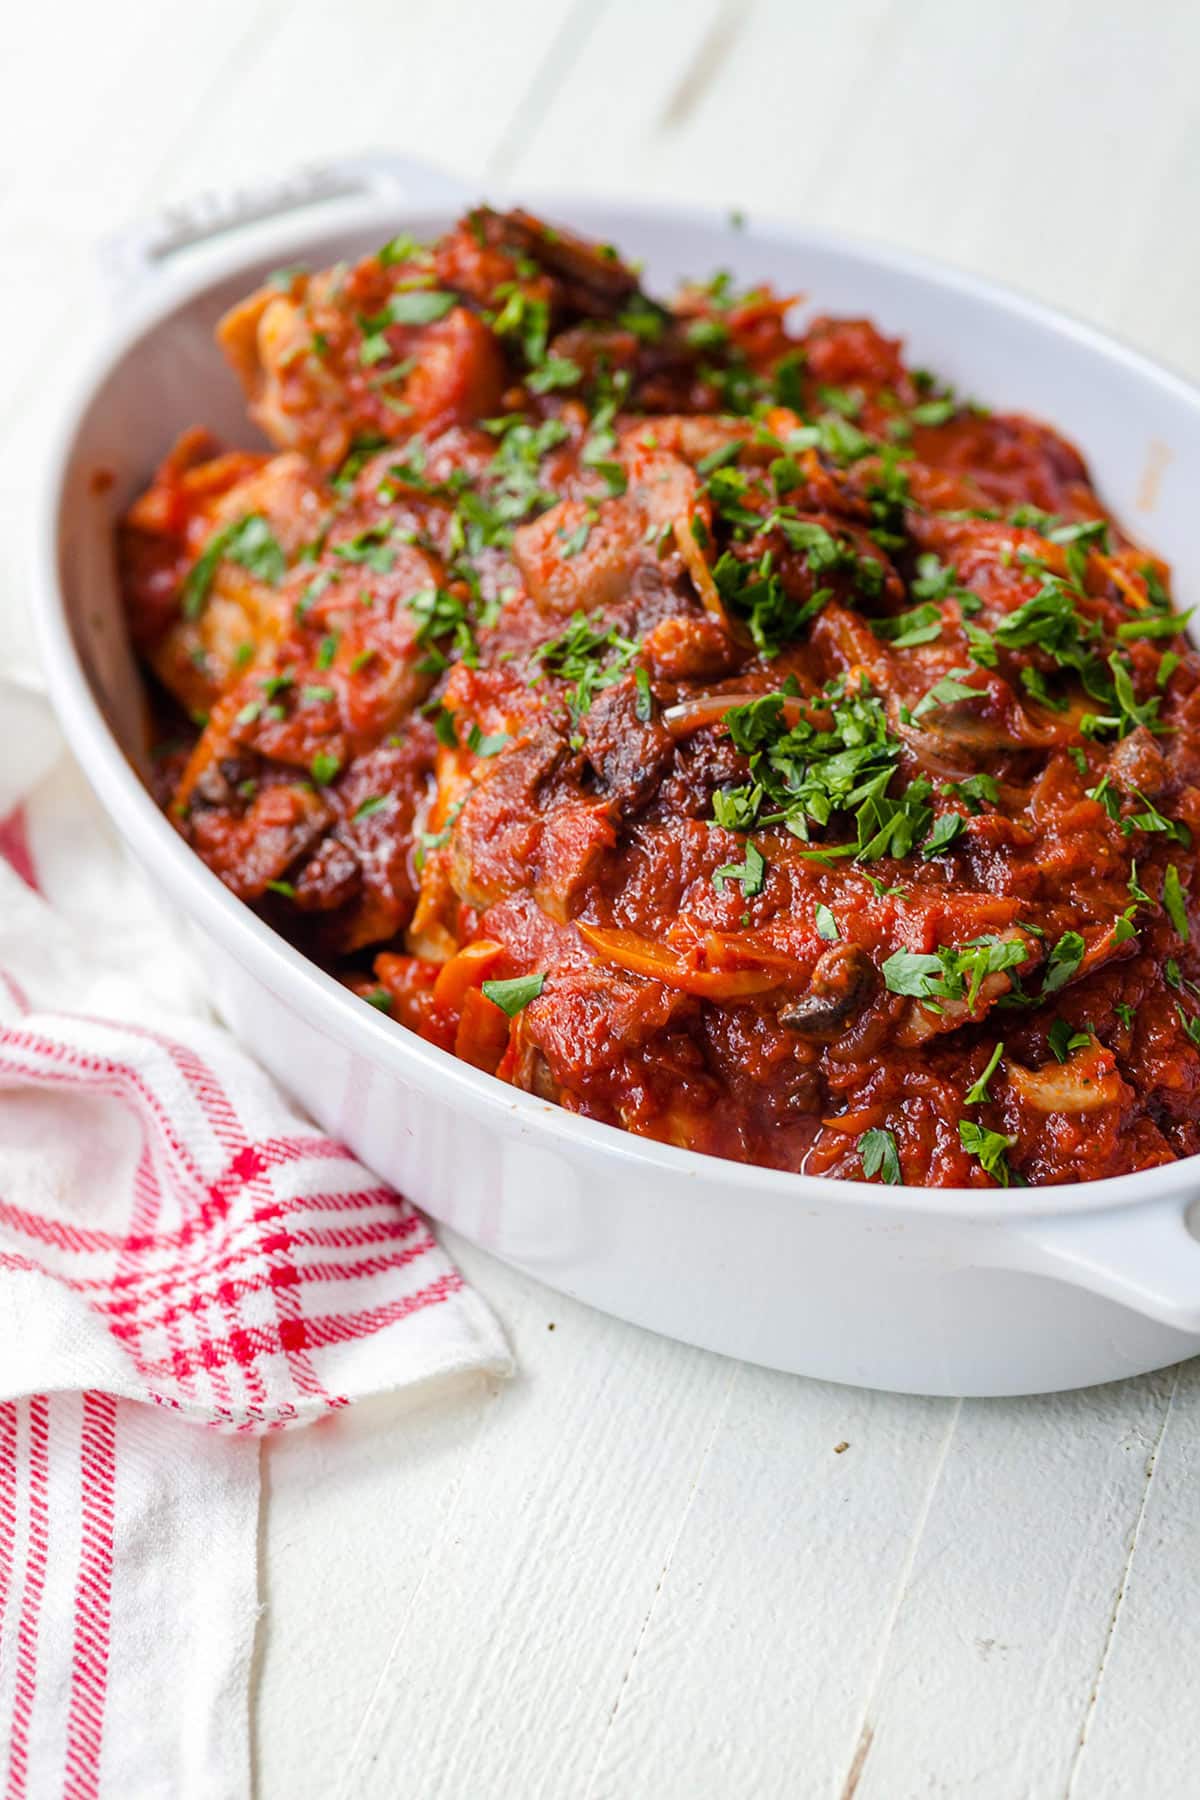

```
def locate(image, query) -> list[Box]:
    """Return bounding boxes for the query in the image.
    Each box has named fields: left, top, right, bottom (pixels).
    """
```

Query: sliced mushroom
left=1006, top=1043, right=1121, bottom=1114
left=781, top=944, right=880, bottom=1038
left=1108, top=725, right=1169, bottom=800
left=500, top=209, right=643, bottom=305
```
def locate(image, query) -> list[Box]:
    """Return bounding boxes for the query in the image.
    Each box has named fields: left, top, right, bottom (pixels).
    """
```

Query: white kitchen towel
left=0, top=681, right=511, bottom=1798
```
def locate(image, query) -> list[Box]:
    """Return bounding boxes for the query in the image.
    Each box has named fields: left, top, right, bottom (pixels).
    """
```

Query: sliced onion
left=577, top=923, right=792, bottom=997
left=673, top=511, right=740, bottom=638
left=662, top=691, right=808, bottom=739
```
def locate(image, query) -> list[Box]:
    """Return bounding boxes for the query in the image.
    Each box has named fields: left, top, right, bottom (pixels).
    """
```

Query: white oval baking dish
left=33, top=153, right=1200, bottom=1396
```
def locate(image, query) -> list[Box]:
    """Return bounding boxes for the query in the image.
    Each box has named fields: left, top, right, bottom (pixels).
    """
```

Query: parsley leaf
left=713, top=840, right=767, bottom=898
left=481, top=972, right=545, bottom=1016
left=353, top=795, right=391, bottom=820
left=921, top=813, right=966, bottom=860
left=527, top=355, right=583, bottom=394
left=1116, top=610, right=1192, bottom=641
left=378, top=288, right=457, bottom=326
left=913, top=668, right=980, bottom=718
left=882, top=937, right=1026, bottom=1009
left=182, top=514, right=287, bottom=619
left=860, top=1128, right=902, bottom=1184
left=1047, top=1018, right=1092, bottom=1063
left=332, top=524, right=395, bottom=573
left=531, top=611, right=640, bottom=724
left=1163, top=863, right=1190, bottom=941
left=869, top=603, right=943, bottom=648
left=958, top=1119, right=1016, bottom=1185
left=1042, top=930, right=1086, bottom=997
left=815, top=904, right=840, bottom=941
left=965, top=1041, right=1004, bottom=1104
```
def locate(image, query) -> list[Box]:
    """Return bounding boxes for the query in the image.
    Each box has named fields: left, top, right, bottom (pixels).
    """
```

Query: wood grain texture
left=5, top=2, right=1200, bottom=1794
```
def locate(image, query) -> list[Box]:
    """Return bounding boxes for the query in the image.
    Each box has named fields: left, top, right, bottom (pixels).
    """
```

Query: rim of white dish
left=32, top=184, right=1200, bottom=1224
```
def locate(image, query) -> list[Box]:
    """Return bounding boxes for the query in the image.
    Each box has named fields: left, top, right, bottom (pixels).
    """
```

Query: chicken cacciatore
left=119, top=207, right=1200, bottom=1188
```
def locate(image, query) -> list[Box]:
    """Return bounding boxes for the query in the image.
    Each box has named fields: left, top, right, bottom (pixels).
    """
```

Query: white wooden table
left=7, top=3, right=1200, bottom=1792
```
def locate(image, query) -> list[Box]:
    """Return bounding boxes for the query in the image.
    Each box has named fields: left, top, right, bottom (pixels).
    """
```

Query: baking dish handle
left=99, top=151, right=471, bottom=298
left=1016, top=1199, right=1200, bottom=1334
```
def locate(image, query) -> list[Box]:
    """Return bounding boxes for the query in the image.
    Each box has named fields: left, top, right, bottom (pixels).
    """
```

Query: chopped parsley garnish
left=310, top=750, right=341, bottom=785
left=952, top=773, right=1000, bottom=813
left=910, top=554, right=979, bottom=609
left=527, top=355, right=583, bottom=394
left=465, top=724, right=510, bottom=757
left=913, top=668, right=980, bottom=718
left=490, top=283, right=550, bottom=365
left=965, top=1041, right=1004, bottom=1104
left=182, top=514, right=287, bottom=619
left=713, top=841, right=766, bottom=898
left=713, top=678, right=942, bottom=863
left=1163, top=863, right=1190, bottom=941
left=408, top=587, right=478, bottom=668
left=870, top=603, right=943, bottom=648
left=711, top=550, right=831, bottom=657
left=1041, top=930, right=1085, bottom=997
left=332, top=524, right=395, bottom=573
left=788, top=413, right=872, bottom=466
left=332, top=433, right=389, bottom=492
left=559, top=516, right=595, bottom=557
left=1177, top=1004, right=1200, bottom=1049
left=921, top=812, right=966, bottom=859
left=530, top=612, right=639, bottom=724
left=910, top=397, right=958, bottom=428
left=1116, top=610, right=1191, bottom=641
left=296, top=570, right=334, bottom=618
left=860, top=1127, right=902, bottom=1184
left=815, top=904, right=840, bottom=941
left=617, top=294, right=668, bottom=342
left=481, top=972, right=545, bottom=1016
left=372, top=288, right=457, bottom=327
left=958, top=1119, right=1016, bottom=1185
left=353, top=795, right=391, bottom=820
left=882, top=937, right=1026, bottom=1009
left=447, top=415, right=570, bottom=556
left=992, top=576, right=1099, bottom=673
left=377, top=233, right=425, bottom=267
left=1047, top=1019, right=1092, bottom=1063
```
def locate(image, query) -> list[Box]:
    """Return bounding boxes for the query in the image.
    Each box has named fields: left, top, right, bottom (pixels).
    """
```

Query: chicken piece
left=218, top=259, right=507, bottom=468
left=138, top=451, right=327, bottom=716
left=512, top=433, right=703, bottom=621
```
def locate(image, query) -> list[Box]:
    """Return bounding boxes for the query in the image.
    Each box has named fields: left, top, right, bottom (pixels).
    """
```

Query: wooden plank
left=848, top=1372, right=1182, bottom=1799
left=578, top=1370, right=956, bottom=1798
left=263, top=1239, right=739, bottom=1798
left=161, top=0, right=591, bottom=198
left=0, top=0, right=294, bottom=674
left=506, top=0, right=1200, bottom=374
left=1062, top=1361, right=1200, bottom=1799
